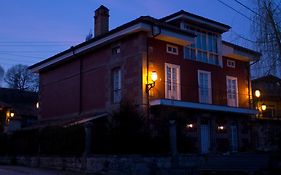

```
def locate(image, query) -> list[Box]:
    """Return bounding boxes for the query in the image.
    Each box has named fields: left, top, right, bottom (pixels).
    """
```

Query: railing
left=150, top=81, right=252, bottom=109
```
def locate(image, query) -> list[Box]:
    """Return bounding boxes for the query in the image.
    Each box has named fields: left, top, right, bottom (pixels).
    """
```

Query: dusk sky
left=0, top=0, right=256, bottom=72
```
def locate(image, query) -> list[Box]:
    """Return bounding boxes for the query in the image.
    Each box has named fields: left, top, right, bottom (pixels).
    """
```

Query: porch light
left=36, top=102, right=40, bottom=109
left=186, top=123, right=193, bottom=128
left=146, top=71, right=158, bottom=93
left=261, top=104, right=267, bottom=111
left=254, top=89, right=261, bottom=98
left=218, top=126, right=224, bottom=130
left=151, top=71, right=158, bottom=82
left=10, top=112, right=15, bottom=118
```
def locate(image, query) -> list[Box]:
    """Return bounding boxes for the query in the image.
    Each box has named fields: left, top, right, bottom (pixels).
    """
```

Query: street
left=0, top=166, right=81, bottom=175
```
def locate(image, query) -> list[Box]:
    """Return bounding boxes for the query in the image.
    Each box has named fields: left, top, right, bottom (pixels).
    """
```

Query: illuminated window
left=166, top=44, right=178, bottom=55
left=112, top=68, right=121, bottom=103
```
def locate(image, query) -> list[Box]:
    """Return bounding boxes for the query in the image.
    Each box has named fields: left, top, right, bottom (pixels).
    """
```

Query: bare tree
left=4, top=64, right=38, bottom=91
left=251, top=0, right=281, bottom=77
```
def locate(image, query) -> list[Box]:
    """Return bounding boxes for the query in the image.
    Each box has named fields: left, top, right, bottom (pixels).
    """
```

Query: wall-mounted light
left=254, top=89, right=261, bottom=98
left=36, top=102, right=40, bottom=109
left=10, top=112, right=15, bottom=118
left=146, top=71, right=157, bottom=93
left=218, top=126, right=224, bottom=130
left=186, top=123, right=193, bottom=129
left=261, top=104, right=267, bottom=111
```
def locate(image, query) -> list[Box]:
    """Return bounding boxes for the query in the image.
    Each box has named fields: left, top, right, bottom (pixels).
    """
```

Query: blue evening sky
left=0, top=0, right=255, bottom=71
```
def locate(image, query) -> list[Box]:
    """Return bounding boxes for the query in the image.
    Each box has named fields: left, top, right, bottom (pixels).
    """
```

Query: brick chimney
left=94, top=5, right=109, bottom=37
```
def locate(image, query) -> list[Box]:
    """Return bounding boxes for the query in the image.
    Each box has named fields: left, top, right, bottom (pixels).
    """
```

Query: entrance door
left=230, top=125, right=238, bottom=152
left=226, top=76, right=238, bottom=107
left=200, top=124, right=210, bottom=153
left=165, top=63, right=181, bottom=100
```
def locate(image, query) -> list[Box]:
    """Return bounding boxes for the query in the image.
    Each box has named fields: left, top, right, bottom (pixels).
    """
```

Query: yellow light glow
left=261, top=104, right=267, bottom=111
left=255, top=89, right=261, bottom=98
left=10, top=112, right=15, bottom=118
left=36, top=102, right=40, bottom=109
left=151, top=71, right=157, bottom=82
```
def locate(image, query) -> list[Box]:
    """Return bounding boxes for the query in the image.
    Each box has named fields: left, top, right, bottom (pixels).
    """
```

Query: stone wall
left=0, top=154, right=270, bottom=175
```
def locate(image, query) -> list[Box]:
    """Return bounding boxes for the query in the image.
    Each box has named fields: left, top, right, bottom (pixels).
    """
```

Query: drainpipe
left=146, top=25, right=161, bottom=119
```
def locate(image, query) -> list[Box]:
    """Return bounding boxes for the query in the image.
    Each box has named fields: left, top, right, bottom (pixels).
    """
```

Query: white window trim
left=112, top=68, right=122, bottom=103
left=227, top=59, right=236, bottom=68
left=166, top=44, right=179, bottom=55
left=198, top=70, right=212, bottom=104
left=226, top=76, right=238, bottom=107
left=165, top=63, right=181, bottom=100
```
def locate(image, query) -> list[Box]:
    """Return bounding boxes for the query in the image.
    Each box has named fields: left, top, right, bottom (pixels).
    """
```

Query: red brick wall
left=148, top=38, right=250, bottom=108
left=39, top=33, right=147, bottom=119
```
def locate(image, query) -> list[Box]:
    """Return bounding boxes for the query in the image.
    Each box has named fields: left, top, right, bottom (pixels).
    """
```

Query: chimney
left=94, top=5, right=109, bottom=37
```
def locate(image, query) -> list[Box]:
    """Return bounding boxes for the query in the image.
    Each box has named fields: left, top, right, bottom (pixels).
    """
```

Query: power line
left=217, top=0, right=254, bottom=22
left=233, top=0, right=260, bottom=16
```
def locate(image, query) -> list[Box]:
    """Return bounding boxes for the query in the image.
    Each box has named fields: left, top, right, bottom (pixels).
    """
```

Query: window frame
left=226, top=75, right=238, bottom=107
left=165, top=63, right=181, bottom=100
left=111, top=67, right=122, bottom=104
left=198, top=70, right=212, bottom=104
left=227, top=59, right=236, bottom=68
left=166, top=44, right=179, bottom=55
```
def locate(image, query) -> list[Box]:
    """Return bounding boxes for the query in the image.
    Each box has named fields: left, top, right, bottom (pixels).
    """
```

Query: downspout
left=146, top=24, right=161, bottom=119
left=71, top=46, right=83, bottom=116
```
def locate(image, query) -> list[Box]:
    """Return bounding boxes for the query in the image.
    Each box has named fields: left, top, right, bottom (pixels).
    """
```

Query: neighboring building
left=252, top=75, right=281, bottom=151
left=30, top=6, right=260, bottom=153
left=0, top=88, right=38, bottom=132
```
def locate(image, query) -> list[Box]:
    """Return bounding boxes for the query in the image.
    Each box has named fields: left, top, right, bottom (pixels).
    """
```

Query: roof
left=160, top=10, right=231, bottom=33
left=222, top=41, right=261, bottom=58
left=252, top=74, right=281, bottom=83
left=29, top=16, right=195, bottom=72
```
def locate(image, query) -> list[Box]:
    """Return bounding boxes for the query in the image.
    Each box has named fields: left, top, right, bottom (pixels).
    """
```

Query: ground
left=0, top=166, right=85, bottom=175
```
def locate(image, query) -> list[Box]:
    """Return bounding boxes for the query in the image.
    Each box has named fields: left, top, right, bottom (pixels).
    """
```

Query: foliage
left=4, top=64, right=38, bottom=92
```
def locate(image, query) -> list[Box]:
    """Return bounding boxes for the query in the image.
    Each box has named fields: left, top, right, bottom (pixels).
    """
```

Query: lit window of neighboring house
left=166, top=44, right=178, bottom=55
left=198, top=70, right=212, bottom=104
left=182, top=23, right=220, bottom=66
left=112, top=68, right=121, bottom=103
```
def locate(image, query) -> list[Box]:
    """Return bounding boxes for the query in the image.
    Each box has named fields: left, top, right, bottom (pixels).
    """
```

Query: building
left=30, top=6, right=260, bottom=153
left=252, top=75, right=281, bottom=151
left=0, top=88, right=38, bottom=132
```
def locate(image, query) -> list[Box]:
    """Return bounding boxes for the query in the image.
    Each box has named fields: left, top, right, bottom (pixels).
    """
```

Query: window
left=112, top=46, right=121, bottom=55
left=182, top=23, right=220, bottom=66
left=112, top=68, right=121, bottom=103
left=198, top=70, right=212, bottom=104
left=227, top=59, right=236, bottom=68
left=226, top=76, right=238, bottom=107
left=166, top=44, right=178, bottom=55
left=165, top=63, right=181, bottom=100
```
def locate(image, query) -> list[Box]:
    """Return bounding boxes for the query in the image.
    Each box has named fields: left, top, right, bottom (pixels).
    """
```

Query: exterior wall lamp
left=146, top=71, right=157, bottom=93
left=254, top=89, right=261, bottom=98
left=261, top=104, right=267, bottom=111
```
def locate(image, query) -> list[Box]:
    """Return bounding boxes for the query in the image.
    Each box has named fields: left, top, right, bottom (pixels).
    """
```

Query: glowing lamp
left=186, top=123, right=193, bottom=128
left=218, top=126, right=224, bottom=130
left=36, top=102, right=40, bottom=109
left=10, top=112, right=15, bottom=118
left=254, top=89, right=261, bottom=98
left=151, top=71, right=158, bottom=82
left=261, top=104, right=267, bottom=111
left=146, top=71, right=157, bottom=93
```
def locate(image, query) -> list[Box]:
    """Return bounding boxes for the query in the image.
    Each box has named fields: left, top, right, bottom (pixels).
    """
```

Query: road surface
left=0, top=166, right=80, bottom=175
